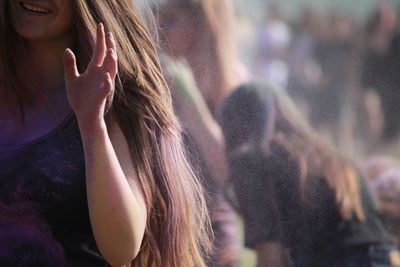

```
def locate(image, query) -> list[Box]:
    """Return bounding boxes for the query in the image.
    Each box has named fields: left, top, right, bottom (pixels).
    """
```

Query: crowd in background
left=240, top=2, right=400, bottom=155
left=155, top=0, right=400, bottom=266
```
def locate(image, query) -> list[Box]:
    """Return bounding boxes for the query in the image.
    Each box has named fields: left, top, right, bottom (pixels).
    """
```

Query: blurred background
left=221, top=0, right=400, bottom=158
left=234, top=0, right=399, bottom=15
left=153, top=0, right=400, bottom=266
left=232, top=2, right=400, bottom=265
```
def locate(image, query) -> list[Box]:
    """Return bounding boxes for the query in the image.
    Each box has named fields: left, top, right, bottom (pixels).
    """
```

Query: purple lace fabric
left=0, top=115, right=108, bottom=266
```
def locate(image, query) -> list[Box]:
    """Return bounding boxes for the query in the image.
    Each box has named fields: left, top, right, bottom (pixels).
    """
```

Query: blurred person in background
left=157, top=0, right=248, bottom=266
left=286, top=7, right=322, bottom=117
left=221, top=83, right=398, bottom=267
left=0, top=0, right=212, bottom=266
left=254, top=2, right=291, bottom=90
left=361, top=3, right=399, bottom=143
left=310, top=11, right=356, bottom=146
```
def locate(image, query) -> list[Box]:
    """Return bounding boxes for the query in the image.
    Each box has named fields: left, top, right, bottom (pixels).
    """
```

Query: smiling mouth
left=20, top=2, right=52, bottom=15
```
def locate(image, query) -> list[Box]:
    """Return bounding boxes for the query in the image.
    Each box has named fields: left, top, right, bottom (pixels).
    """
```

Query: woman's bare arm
left=63, top=23, right=146, bottom=267
left=167, top=60, right=228, bottom=183
left=182, top=97, right=228, bottom=183
left=80, top=120, right=146, bottom=267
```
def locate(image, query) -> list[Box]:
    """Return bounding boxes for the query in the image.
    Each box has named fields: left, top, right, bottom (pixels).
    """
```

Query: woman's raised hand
left=63, top=23, right=118, bottom=130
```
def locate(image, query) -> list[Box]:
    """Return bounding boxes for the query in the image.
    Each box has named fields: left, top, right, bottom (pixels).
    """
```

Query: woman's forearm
left=182, top=103, right=228, bottom=184
left=79, top=121, right=146, bottom=267
left=64, top=24, right=146, bottom=266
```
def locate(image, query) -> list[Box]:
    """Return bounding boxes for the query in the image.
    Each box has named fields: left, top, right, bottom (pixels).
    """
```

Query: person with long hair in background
left=157, top=0, right=248, bottom=266
left=221, top=84, right=399, bottom=267
left=0, top=0, right=211, bottom=266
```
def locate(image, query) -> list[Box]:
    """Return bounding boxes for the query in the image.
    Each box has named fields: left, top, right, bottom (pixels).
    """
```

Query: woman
left=0, top=1, right=211, bottom=266
left=221, top=84, right=398, bottom=267
left=157, top=0, right=246, bottom=266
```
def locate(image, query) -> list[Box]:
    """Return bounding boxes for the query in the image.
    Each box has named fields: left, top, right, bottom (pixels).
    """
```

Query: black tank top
left=0, top=114, right=108, bottom=266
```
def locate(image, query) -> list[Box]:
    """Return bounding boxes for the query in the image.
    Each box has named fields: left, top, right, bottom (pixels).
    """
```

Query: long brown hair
left=269, top=87, right=364, bottom=221
left=222, top=84, right=364, bottom=221
left=0, top=1, right=212, bottom=266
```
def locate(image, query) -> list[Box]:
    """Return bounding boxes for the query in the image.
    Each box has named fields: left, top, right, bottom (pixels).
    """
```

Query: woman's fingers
left=90, top=23, right=107, bottom=67
left=103, top=32, right=118, bottom=79
left=63, top=48, right=79, bottom=80
left=106, top=31, right=116, bottom=51
left=102, top=48, right=118, bottom=79
left=101, top=72, right=113, bottom=97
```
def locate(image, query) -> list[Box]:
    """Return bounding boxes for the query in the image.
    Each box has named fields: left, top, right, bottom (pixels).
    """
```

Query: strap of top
left=0, top=112, right=76, bottom=153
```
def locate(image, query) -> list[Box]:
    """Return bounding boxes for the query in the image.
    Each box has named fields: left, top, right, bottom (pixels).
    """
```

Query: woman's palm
left=63, top=23, right=118, bottom=126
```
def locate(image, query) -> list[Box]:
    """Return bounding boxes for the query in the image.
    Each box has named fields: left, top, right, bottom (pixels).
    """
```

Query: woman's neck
left=24, top=36, right=74, bottom=93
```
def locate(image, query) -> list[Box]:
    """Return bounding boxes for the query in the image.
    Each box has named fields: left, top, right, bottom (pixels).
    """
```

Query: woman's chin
left=14, top=27, right=47, bottom=41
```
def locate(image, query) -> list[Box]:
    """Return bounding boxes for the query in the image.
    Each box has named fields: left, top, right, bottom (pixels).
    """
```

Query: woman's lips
left=20, top=1, right=52, bottom=15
